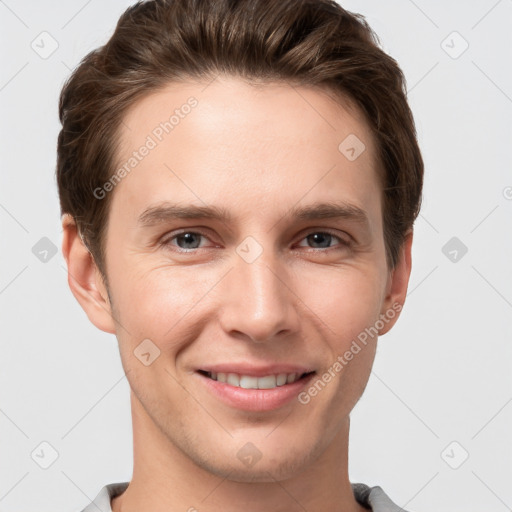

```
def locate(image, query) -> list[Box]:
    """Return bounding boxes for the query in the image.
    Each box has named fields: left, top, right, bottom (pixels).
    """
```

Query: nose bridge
left=218, top=237, right=299, bottom=342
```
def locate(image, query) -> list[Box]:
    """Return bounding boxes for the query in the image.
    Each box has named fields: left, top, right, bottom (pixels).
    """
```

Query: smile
left=200, top=370, right=312, bottom=389
left=196, top=369, right=316, bottom=411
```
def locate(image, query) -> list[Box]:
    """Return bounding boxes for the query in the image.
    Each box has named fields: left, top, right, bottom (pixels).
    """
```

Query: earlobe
left=379, top=230, right=413, bottom=336
left=61, top=214, right=117, bottom=334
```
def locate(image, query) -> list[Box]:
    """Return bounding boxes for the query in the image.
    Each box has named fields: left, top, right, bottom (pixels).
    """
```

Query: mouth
left=197, top=370, right=315, bottom=390
left=195, top=368, right=317, bottom=411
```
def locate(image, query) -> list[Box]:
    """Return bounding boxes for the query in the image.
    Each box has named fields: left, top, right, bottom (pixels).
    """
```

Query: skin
left=62, top=76, right=412, bottom=512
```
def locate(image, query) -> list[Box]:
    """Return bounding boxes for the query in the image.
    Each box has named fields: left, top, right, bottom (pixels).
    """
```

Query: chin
left=201, top=457, right=311, bottom=483
left=186, top=438, right=322, bottom=483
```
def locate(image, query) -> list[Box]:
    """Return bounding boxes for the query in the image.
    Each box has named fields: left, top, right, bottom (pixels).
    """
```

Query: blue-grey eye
left=175, top=232, right=203, bottom=249
left=306, top=232, right=333, bottom=248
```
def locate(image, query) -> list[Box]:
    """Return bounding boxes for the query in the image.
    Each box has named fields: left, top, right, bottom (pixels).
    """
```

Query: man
left=57, top=1, right=423, bottom=511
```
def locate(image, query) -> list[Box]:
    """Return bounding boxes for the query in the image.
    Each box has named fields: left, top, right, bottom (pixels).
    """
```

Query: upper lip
left=197, top=363, right=315, bottom=377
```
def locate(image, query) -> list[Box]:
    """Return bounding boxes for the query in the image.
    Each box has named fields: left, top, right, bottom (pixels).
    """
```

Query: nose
left=217, top=245, right=301, bottom=344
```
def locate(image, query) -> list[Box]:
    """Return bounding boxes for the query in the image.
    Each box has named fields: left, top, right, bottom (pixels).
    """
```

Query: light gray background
left=1, top=1, right=511, bottom=511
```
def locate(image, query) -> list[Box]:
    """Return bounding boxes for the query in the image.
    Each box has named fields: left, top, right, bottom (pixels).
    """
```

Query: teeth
left=227, top=373, right=239, bottom=386
left=286, top=373, right=297, bottom=384
left=207, top=371, right=305, bottom=389
left=240, top=375, right=259, bottom=389
left=276, top=373, right=287, bottom=386
left=256, top=375, right=276, bottom=389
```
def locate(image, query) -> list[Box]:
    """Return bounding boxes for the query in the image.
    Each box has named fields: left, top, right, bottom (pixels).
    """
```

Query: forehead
left=110, top=76, right=381, bottom=226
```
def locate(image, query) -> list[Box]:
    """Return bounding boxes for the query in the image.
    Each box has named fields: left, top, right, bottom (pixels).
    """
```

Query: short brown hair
left=56, top=0, right=423, bottom=276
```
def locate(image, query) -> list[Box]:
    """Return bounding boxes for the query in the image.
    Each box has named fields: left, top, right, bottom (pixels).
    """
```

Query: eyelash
left=160, top=229, right=351, bottom=253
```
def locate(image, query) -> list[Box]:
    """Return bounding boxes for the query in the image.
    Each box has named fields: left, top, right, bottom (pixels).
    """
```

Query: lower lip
left=197, top=372, right=315, bottom=412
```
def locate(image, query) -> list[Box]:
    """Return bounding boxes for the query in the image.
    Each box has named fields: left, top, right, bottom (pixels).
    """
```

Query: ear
left=378, top=230, right=413, bottom=336
left=61, top=214, right=116, bottom=334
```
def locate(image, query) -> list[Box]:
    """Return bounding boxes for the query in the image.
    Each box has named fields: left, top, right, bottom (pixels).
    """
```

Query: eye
left=162, top=231, right=212, bottom=251
left=160, top=229, right=350, bottom=254
left=297, top=231, right=350, bottom=250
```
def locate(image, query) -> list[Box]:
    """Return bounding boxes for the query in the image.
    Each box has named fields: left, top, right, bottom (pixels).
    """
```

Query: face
left=72, top=76, right=410, bottom=482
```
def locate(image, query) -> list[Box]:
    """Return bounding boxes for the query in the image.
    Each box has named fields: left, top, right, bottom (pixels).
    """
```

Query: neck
left=112, top=391, right=366, bottom=512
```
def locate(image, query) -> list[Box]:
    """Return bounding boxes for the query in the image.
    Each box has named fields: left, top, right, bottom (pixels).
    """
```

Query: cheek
left=301, top=271, right=382, bottom=412
left=295, top=264, right=385, bottom=342
left=109, top=264, right=216, bottom=343
left=109, top=267, right=208, bottom=395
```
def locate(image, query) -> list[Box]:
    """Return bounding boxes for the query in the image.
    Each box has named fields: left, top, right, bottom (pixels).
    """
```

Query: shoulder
left=80, top=481, right=408, bottom=512
left=78, top=482, right=129, bottom=512
left=352, top=482, right=411, bottom=512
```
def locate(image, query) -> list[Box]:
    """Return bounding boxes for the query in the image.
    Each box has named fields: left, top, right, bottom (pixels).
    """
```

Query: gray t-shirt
left=79, top=481, right=410, bottom=511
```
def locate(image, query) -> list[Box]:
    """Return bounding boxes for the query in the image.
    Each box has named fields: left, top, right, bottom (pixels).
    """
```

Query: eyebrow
left=137, top=201, right=370, bottom=228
